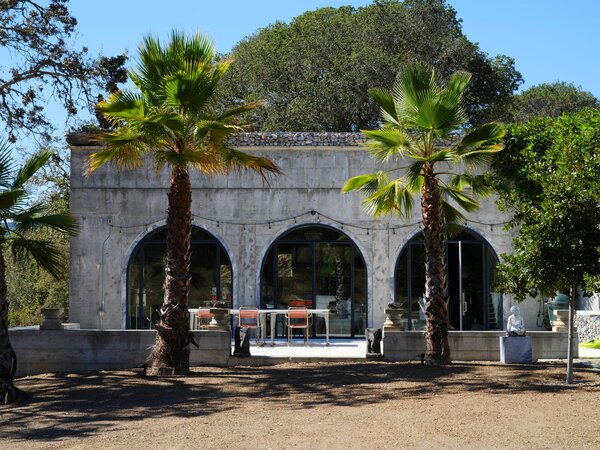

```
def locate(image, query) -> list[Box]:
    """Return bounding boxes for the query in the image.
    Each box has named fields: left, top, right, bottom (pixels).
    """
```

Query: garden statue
left=506, top=305, right=526, bottom=336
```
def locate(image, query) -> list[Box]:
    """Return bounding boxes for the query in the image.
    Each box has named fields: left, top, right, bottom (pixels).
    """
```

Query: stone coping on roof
left=66, top=131, right=459, bottom=147
left=228, top=132, right=365, bottom=146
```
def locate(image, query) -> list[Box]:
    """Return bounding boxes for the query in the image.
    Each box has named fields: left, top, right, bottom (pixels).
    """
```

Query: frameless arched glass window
left=261, top=225, right=367, bottom=338
left=395, top=228, right=500, bottom=331
left=127, top=227, right=232, bottom=329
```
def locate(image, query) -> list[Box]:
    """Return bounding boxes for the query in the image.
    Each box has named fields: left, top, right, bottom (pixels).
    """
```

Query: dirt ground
left=2, top=361, right=600, bottom=450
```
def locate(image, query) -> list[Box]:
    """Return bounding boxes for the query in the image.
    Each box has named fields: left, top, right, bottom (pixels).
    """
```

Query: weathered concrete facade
left=69, top=132, right=542, bottom=331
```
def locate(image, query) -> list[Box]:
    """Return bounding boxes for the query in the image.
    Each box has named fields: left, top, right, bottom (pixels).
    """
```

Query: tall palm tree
left=0, top=142, right=78, bottom=404
left=343, top=63, right=504, bottom=365
left=89, top=31, right=281, bottom=375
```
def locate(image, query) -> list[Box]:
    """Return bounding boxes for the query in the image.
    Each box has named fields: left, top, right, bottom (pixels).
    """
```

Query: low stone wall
left=575, top=311, right=600, bottom=342
left=383, top=331, right=576, bottom=362
left=10, top=329, right=231, bottom=378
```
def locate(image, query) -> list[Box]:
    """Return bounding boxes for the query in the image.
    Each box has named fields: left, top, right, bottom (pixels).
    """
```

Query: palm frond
left=162, top=65, right=218, bottom=115
left=97, top=90, right=147, bottom=125
left=12, top=149, right=53, bottom=189
left=426, top=149, right=453, bottom=163
left=442, top=200, right=467, bottom=228
left=219, top=147, right=282, bottom=180
left=446, top=71, right=472, bottom=98
left=143, top=110, right=185, bottom=135
left=456, top=122, right=506, bottom=153
left=213, top=100, right=266, bottom=122
left=449, top=174, right=493, bottom=197
left=362, top=128, right=414, bottom=162
left=14, top=210, right=79, bottom=236
left=0, top=189, right=26, bottom=215
left=368, top=87, right=399, bottom=126
left=10, top=238, right=66, bottom=280
left=362, top=178, right=415, bottom=219
left=87, top=128, right=149, bottom=173
left=405, top=160, right=425, bottom=191
left=341, top=172, right=385, bottom=196
left=155, top=145, right=222, bottom=173
left=0, top=140, right=14, bottom=188
left=457, top=147, right=503, bottom=170
left=439, top=184, right=480, bottom=213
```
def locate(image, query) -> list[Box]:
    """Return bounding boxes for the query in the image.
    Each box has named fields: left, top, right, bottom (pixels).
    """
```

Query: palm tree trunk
left=0, top=250, right=20, bottom=403
left=421, top=166, right=451, bottom=364
left=150, top=166, right=193, bottom=375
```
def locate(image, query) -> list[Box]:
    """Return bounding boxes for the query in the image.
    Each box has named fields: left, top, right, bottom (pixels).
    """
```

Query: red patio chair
left=238, top=306, right=261, bottom=345
left=197, top=308, right=213, bottom=329
left=285, top=307, right=312, bottom=346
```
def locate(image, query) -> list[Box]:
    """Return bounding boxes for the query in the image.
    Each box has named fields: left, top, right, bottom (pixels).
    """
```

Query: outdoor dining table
left=188, top=308, right=330, bottom=346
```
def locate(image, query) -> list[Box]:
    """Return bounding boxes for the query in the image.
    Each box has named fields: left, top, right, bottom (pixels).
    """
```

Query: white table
left=262, top=309, right=330, bottom=346
left=188, top=308, right=330, bottom=345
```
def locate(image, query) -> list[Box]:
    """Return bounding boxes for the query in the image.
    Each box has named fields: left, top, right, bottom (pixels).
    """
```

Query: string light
left=105, top=209, right=509, bottom=233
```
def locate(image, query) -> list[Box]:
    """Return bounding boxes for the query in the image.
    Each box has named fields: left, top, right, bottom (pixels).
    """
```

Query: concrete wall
left=11, top=329, right=230, bottom=377
left=69, top=132, right=533, bottom=332
left=383, top=331, right=576, bottom=362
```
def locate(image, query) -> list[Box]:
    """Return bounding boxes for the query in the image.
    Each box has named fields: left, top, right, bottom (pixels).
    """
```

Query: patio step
left=228, top=354, right=381, bottom=366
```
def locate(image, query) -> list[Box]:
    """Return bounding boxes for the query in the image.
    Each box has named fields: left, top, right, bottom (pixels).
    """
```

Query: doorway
left=395, top=228, right=501, bottom=331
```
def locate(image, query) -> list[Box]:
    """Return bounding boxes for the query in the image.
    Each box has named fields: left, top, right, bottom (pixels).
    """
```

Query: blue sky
left=14, top=0, right=600, bottom=145
left=69, top=0, right=599, bottom=96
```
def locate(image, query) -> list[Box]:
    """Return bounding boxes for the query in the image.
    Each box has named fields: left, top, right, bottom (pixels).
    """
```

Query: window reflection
left=395, top=229, right=499, bottom=331
left=261, top=225, right=367, bottom=338
left=127, top=227, right=232, bottom=329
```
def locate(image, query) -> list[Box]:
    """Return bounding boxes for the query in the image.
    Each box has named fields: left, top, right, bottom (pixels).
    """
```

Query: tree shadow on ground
left=2, top=361, right=599, bottom=443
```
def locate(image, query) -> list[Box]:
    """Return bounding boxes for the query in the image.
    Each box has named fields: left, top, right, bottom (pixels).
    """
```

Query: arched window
left=261, top=225, right=367, bottom=338
left=127, top=227, right=232, bottom=329
left=395, top=228, right=501, bottom=331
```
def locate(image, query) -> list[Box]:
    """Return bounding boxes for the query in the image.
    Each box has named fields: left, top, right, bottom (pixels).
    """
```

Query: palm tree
left=0, top=142, right=78, bottom=404
left=89, top=31, right=281, bottom=375
left=343, top=63, right=504, bottom=365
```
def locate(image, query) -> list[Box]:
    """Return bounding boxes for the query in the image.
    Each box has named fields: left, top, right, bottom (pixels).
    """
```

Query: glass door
left=460, top=242, right=485, bottom=330
left=261, top=226, right=368, bottom=338
left=315, top=244, right=352, bottom=337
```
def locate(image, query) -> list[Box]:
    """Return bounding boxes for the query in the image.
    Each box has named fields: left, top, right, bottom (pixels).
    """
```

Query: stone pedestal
left=383, top=308, right=406, bottom=332
left=552, top=309, right=570, bottom=332
left=40, top=308, right=63, bottom=330
left=499, top=336, right=532, bottom=364
left=208, top=308, right=231, bottom=331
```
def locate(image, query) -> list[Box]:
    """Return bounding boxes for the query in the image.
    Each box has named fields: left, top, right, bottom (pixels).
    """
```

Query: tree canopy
left=492, top=108, right=600, bottom=300
left=216, top=0, right=522, bottom=131
left=496, top=81, right=599, bottom=124
left=0, top=0, right=126, bottom=142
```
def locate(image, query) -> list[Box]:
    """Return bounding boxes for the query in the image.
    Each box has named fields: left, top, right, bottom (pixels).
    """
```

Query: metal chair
left=285, top=307, right=312, bottom=346
left=238, top=306, right=261, bottom=345
left=197, top=308, right=213, bottom=329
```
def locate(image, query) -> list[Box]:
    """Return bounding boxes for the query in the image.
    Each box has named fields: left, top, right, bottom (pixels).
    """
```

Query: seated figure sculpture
left=506, top=305, right=526, bottom=336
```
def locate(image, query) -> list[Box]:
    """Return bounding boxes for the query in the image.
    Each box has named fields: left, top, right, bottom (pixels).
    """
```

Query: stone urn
left=208, top=308, right=231, bottom=331
left=383, top=306, right=406, bottom=331
left=40, top=308, right=63, bottom=330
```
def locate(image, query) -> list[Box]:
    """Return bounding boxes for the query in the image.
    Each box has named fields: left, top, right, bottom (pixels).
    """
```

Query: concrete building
left=68, top=132, right=547, bottom=335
